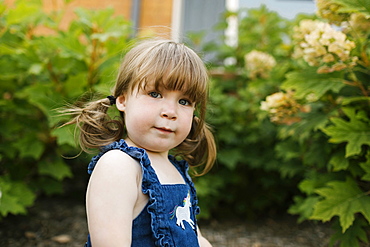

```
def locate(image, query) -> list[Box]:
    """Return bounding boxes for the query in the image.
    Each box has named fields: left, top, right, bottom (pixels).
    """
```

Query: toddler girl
left=65, top=39, right=216, bottom=246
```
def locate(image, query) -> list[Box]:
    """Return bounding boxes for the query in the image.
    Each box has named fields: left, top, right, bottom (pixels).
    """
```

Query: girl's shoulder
left=89, top=145, right=143, bottom=182
left=91, top=149, right=142, bottom=181
left=88, top=139, right=150, bottom=174
left=97, top=149, right=139, bottom=167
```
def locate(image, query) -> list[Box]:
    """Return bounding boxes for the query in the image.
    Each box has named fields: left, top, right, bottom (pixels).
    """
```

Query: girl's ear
left=116, top=95, right=126, bottom=112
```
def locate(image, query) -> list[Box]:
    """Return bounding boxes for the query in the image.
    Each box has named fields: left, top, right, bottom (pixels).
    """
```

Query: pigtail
left=191, top=117, right=217, bottom=176
left=60, top=97, right=124, bottom=152
left=176, top=115, right=217, bottom=176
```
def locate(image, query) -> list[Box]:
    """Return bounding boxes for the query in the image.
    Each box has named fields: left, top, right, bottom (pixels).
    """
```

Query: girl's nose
left=161, top=112, right=176, bottom=119
left=161, top=102, right=177, bottom=120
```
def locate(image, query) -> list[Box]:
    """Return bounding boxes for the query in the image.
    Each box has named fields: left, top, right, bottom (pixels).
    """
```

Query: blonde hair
left=64, top=39, right=216, bottom=175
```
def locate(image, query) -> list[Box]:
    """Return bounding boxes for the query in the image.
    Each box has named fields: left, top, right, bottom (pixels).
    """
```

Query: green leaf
left=6, top=2, right=40, bottom=25
left=195, top=175, right=224, bottom=197
left=331, top=0, right=370, bottom=15
left=278, top=110, right=329, bottom=142
left=321, top=108, right=370, bottom=157
left=341, top=96, right=370, bottom=105
left=302, top=135, right=331, bottom=168
left=329, top=150, right=350, bottom=171
left=12, top=134, right=45, bottom=159
left=311, top=178, right=370, bottom=233
left=0, top=44, right=17, bottom=55
left=64, top=72, right=88, bottom=98
left=93, top=81, right=114, bottom=96
left=0, top=176, right=36, bottom=217
left=359, top=151, right=370, bottom=181
left=38, top=157, right=72, bottom=181
left=288, top=196, right=320, bottom=223
left=51, top=124, right=77, bottom=147
left=33, top=177, right=64, bottom=195
left=11, top=181, right=35, bottom=207
left=298, top=176, right=335, bottom=195
left=274, top=140, right=300, bottom=161
left=281, top=69, right=345, bottom=99
left=330, top=218, right=369, bottom=247
left=16, top=83, right=65, bottom=127
left=55, top=35, right=87, bottom=60
left=217, top=149, right=243, bottom=170
left=28, top=63, right=43, bottom=75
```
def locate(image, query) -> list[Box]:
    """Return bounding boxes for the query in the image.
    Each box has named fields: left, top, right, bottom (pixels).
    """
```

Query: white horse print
left=169, top=191, right=195, bottom=230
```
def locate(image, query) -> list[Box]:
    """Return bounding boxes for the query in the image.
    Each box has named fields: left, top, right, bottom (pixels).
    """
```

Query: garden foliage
left=0, top=0, right=369, bottom=246
left=201, top=1, right=369, bottom=246
left=0, top=0, right=132, bottom=217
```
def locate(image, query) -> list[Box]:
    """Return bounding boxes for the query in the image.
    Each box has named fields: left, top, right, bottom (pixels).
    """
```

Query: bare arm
left=198, top=227, right=212, bottom=247
left=86, top=150, right=141, bottom=247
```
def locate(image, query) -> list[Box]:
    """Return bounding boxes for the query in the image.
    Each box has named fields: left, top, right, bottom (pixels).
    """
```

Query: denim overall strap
left=168, top=156, right=200, bottom=219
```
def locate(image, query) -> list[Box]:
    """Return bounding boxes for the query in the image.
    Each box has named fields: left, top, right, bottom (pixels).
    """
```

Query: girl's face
left=116, top=81, right=195, bottom=154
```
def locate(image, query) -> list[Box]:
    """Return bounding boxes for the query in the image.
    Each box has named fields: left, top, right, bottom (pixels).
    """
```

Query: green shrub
left=0, top=0, right=133, bottom=217
left=194, top=6, right=301, bottom=219
left=195, top=1, right=370, bottom=246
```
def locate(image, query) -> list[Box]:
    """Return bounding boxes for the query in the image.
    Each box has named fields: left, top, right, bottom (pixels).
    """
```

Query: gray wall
left=239, top=0, right=316, bottom=19
left=182, top=0, right=225, bottom=43
left=181, top=0, right=226, bottom=62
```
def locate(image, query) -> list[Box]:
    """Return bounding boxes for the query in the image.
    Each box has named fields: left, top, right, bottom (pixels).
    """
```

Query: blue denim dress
left=84, top=139, right=200, bottom=247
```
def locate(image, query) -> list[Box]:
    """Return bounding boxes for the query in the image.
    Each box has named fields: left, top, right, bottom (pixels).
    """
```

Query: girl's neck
left=124, top=138, right=184, bottom=184
left=124, top=138, right=169, bottom=160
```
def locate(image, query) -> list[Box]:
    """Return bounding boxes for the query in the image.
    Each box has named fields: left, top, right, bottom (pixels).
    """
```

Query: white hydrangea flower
left=244, top=50, right=276, bottom=79
left=293, top=19, right=357, bottom=73
left=260, top=91, right=305, bottom=124
left=262, top=92, right=288, bottom=109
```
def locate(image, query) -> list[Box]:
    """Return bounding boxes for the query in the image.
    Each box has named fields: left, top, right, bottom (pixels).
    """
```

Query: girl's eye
left=179, top=99, right=191, bottom=106
left=149, top=92, right=161, bottom=98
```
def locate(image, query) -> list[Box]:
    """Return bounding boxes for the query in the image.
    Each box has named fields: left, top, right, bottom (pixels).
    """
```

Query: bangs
left=131, top=41, right=208, bottom=103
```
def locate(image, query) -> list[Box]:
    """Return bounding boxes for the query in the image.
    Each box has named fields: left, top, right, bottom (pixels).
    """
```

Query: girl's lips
left=155, top=127, right=173, bottom=133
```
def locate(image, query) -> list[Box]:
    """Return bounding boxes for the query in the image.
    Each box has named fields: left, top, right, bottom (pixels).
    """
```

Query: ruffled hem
left=87, top=139, right=200, bottom=246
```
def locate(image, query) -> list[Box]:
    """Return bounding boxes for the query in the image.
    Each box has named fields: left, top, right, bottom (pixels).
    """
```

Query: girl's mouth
left=155, top=127, right=173, bottom=133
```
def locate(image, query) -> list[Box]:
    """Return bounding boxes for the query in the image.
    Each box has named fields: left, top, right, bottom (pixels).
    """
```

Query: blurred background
left=1, top=0, right=369, bottom=246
